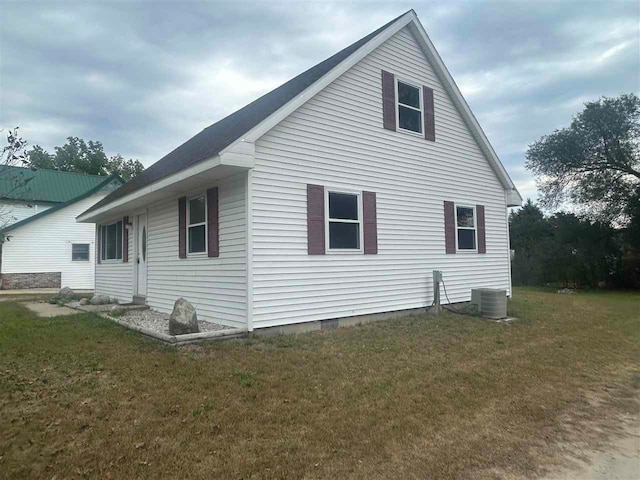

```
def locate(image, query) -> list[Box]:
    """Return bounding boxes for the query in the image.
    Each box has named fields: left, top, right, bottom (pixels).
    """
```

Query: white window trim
left=395, top=77, right=424, bottom=137
left=455, top=204, right=478, bottom=253
left=324, top=189, right=364, bottom=254
left=71, top=243, right=90, bottom=262
left=187, top=193, right=208, bottom=256
left=100, top=220, right=123, bottom=263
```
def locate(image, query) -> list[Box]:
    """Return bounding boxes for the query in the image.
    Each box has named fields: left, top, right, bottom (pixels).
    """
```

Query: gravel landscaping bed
left=109, top=308, right=233, bottom=335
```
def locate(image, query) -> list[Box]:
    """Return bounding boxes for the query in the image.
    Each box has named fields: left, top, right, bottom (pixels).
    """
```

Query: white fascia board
left=219, top=11, right=415, bottom=153
left=77, top=155, right=226, bottom=223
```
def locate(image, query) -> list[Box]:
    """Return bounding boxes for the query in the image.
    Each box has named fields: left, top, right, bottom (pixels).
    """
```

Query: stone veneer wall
left=1, top=272, right=61, bottom=290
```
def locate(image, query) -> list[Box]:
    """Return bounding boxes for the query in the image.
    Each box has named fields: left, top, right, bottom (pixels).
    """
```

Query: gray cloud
left=1, top=0, right=638, bottom=202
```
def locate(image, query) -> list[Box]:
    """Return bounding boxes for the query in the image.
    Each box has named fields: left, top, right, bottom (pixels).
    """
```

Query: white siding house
left=1, top=170, right=123, bottom=290
left=78, top=11, right=522, bottom=331
left=2, top=193, right=107, bottom=289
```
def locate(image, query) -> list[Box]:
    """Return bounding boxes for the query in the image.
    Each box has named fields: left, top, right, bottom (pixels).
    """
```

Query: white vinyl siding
left=0, top=201, right=52, bottom=227
left=145, top=173, right=246, bottom=327
left=95, top=222, right=133, bottom=301
left=1, top=193, right=106, bottom=289
left=250, top=26, right=511, bottom=329
left=93, top=174, right=247, bottom=327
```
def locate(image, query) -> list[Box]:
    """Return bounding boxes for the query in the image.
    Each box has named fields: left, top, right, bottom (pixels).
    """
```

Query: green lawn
left=0, top=288, right=638, bottom=479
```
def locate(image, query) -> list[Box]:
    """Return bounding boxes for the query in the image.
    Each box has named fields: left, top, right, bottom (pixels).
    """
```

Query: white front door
left=136, top=213, right=147, bottom=296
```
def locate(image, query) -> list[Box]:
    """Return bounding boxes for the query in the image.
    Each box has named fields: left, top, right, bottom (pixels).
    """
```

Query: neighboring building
left=78, top=10, right=522, bottom=331
left=0, top=167, right=123, bottom=289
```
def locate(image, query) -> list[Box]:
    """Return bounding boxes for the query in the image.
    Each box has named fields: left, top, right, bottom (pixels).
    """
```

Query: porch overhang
left=77, top=151, right=253, bottom=223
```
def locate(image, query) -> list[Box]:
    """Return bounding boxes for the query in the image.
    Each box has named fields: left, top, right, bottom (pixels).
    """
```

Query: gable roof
left=1, top=174, right=122, bottom=234
left=0, top=166, right=115, bottom=204
left=83, top=10, right=521, bottom=217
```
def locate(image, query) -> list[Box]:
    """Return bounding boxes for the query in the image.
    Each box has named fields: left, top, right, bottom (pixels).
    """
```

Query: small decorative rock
left=169, top=298, right=200, bottom=335
left=58, top=287, right=75, bottom=300
left=110, top=297, right=120, bottom=305
left=79, top=298, right=90, bottom=306
left=90, top=294, right=112, bottom=305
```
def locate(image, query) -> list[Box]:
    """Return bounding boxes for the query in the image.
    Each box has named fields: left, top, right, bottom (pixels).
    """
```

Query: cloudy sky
left=1, top=1, right=638, bottom=201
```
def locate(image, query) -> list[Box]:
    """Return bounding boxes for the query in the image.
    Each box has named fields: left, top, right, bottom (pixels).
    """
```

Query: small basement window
left=327, top=191, right=361, bottom=250
left=100, top=221, right=122, bottom=261
left=72, top=243, right=90, bottom=261
left=456, top=205, right=477, bottom=251
left=188, top=195, right=207, bottom=254
left=396, top=79, right=423, bottom=134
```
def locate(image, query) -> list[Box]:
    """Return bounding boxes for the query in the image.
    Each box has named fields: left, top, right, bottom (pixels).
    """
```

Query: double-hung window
left=100, top=221, right=122, bottom=261
left=455, top=205, right=477, bottom=251
left=396, top=79, right=423, bottom=134
left=327, top=191, right=361, bottom=250
left=188, top=195, right=207, bottom=254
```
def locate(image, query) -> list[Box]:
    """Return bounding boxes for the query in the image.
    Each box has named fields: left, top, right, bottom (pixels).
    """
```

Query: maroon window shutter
left=476, top=205, right=486, bottom=254
left=122, top=216, right=129, bottom=263
left=96, top=224, right=101, bottom=264
left=207, top=187, right=219, bottom=257
left=444, top=201, right=456, bottom=254
left=307, top=184, right=325, bottom=255
left=423, top=86, right=435, bottom=141
left=178, top=197, right=187, bottom=259
left=381, top=70, right=396, bottom=131
left=363, top=191, right=378, bottom=254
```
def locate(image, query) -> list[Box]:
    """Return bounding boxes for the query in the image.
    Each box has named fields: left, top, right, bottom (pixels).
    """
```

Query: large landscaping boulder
left=110, top=305, right=126, bottom=317
left=90, top=294, right=112, bottom=305
left=58, top=287, right=75, bottom=300
left=169, top=298, right=199, bottom=335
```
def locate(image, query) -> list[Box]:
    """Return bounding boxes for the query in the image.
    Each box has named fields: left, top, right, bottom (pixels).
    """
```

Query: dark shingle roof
left=0, top=166, right=118, bottom=203
left=85, top=11, right=410, bottom=215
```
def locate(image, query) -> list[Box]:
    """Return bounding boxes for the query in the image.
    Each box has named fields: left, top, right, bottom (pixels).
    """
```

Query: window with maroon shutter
left=423, top=86, right=435, bottom=141
left=307, top=184, right=325, bottom=255
left=381, top=70, right=396, bottom=131
left=444, top=201, right=456, bottom=254
left=327, top=191, right=361, bottom=250
left=363, top=191, right=378, bottom=254
left=207, top=187, right=219, bottom=257
left=99, top=220, right=123, bottom=261
left=178, top=197, right=187, bottom=258
left=123, top=216, right=129, bottom=263
left=476, top=205, right=486, bottom=254
left=396, top=79, right=423, bottom=134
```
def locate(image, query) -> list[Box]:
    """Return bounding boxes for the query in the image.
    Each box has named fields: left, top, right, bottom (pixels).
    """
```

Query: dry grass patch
left=0, top=288, right=638, bottom=479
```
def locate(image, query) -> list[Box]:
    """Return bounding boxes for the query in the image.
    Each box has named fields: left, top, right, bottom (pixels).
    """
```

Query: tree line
left=27, top=137, right=144, bottom=181
left=511, top=93, right=639, bottom=288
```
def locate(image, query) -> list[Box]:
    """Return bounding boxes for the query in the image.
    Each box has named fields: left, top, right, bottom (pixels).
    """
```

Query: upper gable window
left=396, top=80, right=423, bottom=134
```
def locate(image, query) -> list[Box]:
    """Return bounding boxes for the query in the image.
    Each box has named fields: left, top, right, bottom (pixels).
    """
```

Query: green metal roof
left=0, top=166, right=113, bottom=203
left=0, top=173, right=123, bottom=234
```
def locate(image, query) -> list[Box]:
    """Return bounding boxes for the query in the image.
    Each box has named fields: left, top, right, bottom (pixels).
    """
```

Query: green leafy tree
left=26, top=145, right=55, bottom=170
left=526, top=93, right=640, bottom=224
left=28, top=137, right=144, bottom=181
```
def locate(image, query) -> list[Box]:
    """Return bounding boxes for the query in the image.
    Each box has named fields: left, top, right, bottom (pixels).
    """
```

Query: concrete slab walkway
left=23, top=302, right=82, bottom=317
left=0, top=289, right=93, bottom=296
